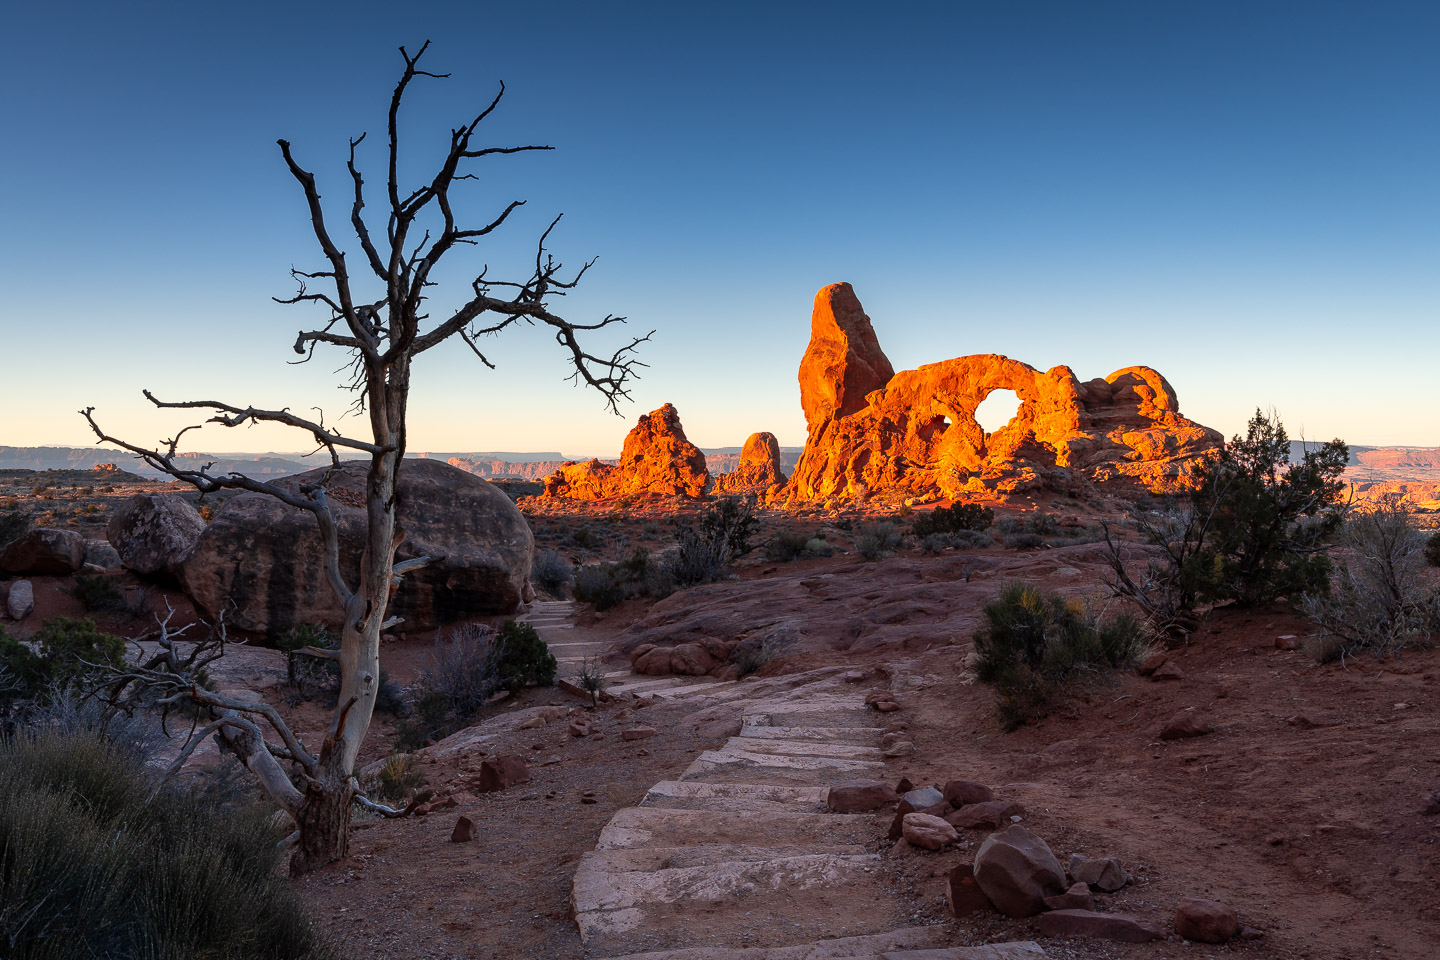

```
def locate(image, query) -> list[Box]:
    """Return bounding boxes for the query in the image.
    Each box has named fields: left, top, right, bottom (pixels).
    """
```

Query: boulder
left=901, top=813, right=958, bottom=850
left=943, top=779, right=995, bottom=806
left=536, top=404, right=708, bottom=501
left=83, top=540, right=123, bottom=569
left=179, top=459, right=532, bottom=635
left=6, top=580, right=34, bottom=620
left=945, top=862, right=994, bottom=917
left=972, top=825, right=1066, bottom=918
left=106, top=494, right=205, bottom=576
left=1175, top=897, right=1241, bottom=943
left=715, top=432, right=788, bottom=496
left=0, top=528, right=84, bottom=576
left=782, top=283, right=1221, bottom=505
left=1160, top=708, right=1213, bottom=740
left=946, top=800, right=1026, bottom=830
left=1037, top=909, right=1165, bottom=943
left=450, top=816, right=477, bottom=842
left=1069, top=854, right=1129, bottom=892
left=477, top=756, right=530, bottom=792
left=826, top=779, right=899, bottom=813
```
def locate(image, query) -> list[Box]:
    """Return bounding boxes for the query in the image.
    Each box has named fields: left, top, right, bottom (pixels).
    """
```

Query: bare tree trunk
left=291, top=775, right=356, bottom=875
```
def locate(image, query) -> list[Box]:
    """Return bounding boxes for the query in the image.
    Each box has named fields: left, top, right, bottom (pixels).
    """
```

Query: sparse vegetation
left=912, top=502, right=994, bottom=538
left=856, top=521, right=901, bottom=560
left=373, top=753, right=427, bottom=804
left=417, top=623, right=503, bottom=720
left=68, top=572, right=124, bottom=612
left=974, top=582, right=1148, bottom=730
left=1425, top=531, right=1440, bottom=568
left=492, top=620, right=557, bottom=694
left=0, top=508, right=28, bottom=547
left=574, top=657, right=609, bottom=707
left=0, top=728, right=331, bottom=959
left=731, top=628, right=797, bottom=677
left=531, top=548, right=574, bottom=596
left=671, top=497, right=759, bottom=585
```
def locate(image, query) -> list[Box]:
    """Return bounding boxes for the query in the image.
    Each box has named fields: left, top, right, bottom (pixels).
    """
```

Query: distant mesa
left=536, top=403, right=709, bottom=503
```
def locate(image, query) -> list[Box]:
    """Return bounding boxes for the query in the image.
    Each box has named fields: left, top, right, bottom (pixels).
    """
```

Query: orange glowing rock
left=538, top=403, right=708, bottom=501
left=714, top=431, right=787, bottom=496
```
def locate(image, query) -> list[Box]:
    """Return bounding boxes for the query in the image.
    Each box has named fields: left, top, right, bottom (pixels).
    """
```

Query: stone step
left=680, top=748, right=883, bottom=786
left=739, top=725, right=885, bottom=746
left=603, top=931, right=1044, bottom=960
left=640, top=781, right=830, bottom=813
left=646, top=680, right=744, bottom=700
left=574, top=852, right=895, bottom=953
left=598, top=807, right=866, bottom=851
left=579, top=842, right=869, bottom=874
left=719, top=737, right=883, bottom=761
left=608, top=676, right=689, bottom=695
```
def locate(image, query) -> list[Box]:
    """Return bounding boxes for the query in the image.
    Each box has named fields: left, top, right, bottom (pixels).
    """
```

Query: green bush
left=0, top=729, right=330, bottom=960
left=856, top=521, right=902, bottom=560
left=571, top=527, right=598, bottom=549
left=765, top=530, right=812, bottom=562
left=493, top=620, right=557, bottom=693
left=974, top=583, right=1148, bottom=730
left=574, top=563, right=630, bottom=610
left=0, top=509, right=29, bottom=548
left=275, top=623, right=338, bottom=693
left=68, top=572, right=124, bottom=612
left=670, top=497, right=759, bottom=586
left=1425, top=531, right=1440, bottom=568
left=912, top=503, right=995, bottom=538
left=30, top=617, right=126, bottom=693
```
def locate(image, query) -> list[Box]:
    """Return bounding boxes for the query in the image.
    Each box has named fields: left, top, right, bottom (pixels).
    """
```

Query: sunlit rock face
left=539, top=403, right=709, bottom=501
left=714, top=431, right=787, bottom=496
left=784, top=283, right=1222, bottom=504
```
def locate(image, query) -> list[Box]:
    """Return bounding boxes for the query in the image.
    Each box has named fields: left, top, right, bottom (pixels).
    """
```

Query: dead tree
left=81, top=42, right=648, bottom=873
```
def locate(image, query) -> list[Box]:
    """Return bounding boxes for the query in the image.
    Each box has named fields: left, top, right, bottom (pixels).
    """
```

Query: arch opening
left=974, top=389, right=1022, bottom=435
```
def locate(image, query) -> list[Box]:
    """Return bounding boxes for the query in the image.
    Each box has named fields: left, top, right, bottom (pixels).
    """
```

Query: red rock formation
left=538, top=404, right=708, bottom=501
left=714, top=432, right=787, bottom=496
left=785, top=284, right=1222, bottom=503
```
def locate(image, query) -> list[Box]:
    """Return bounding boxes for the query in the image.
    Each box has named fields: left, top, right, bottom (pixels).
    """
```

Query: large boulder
left=715, top=432, right=788, bottom=496
left=179, top=459, right=532, bottom=636
left=536, top=403, right=708, bottom=502
left=107, top=494, right=206, bottom=576
left=0, top=528, right=84, bottom=575
left=972, top=825, right=1066, bottom=918
left=782, top=283, right=1222, bottom=504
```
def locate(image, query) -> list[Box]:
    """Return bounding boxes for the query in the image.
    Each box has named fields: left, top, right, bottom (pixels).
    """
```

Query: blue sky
left=2, top=1, right=1436, bottom=457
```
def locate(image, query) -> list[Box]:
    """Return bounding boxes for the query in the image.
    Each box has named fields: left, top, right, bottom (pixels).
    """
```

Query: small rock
left=1069, top=854, right=1128, bottom=892
left=1137, top=651, right=1169, bottom=676
left=477, top=755, right=530, bottom=792
left=1044, top=881, right=1095, bottom=911
left=972, top=824, right=1066, bottom=918
left=1175, top=897, right=1241, bottom=943
left=1160, top=708, right=1213, bottom=741
left=1038, top=909, right=1165, bottom=943
left=895, top=777, right=915, bottom=794
left=1275, top=635, right=1301, bottom=650
left=1239, top=925, right=1265, bottom=940
left=1151, top=660, right=1184, bottom=681
left=568, top=720, right=592, bottom=738
left=519, top=716, right=546, bottom=730
left=899, top=786, right=945, bottom=812
left=843, top=670, right=865, bottom=683
left=826, top=779, right=899, bottom=813
left=946, top=800, right=1026, bottom=830
left=883, top=740, right=914, bottom=758
left=83, top=540, right=122, bottom=569
left=945, top=861, right=994, bottom=917
left=901, top=813, right=958, bottom=850
left=6, top=580, right=34, bottom=620
left=450, top=816, right=477, bottom=842
left=873, top=700, right=901, bottom=713
left=1419, top=793, right=1440, bottom=816
left=943, top=779, right=994, bottom=807
left=621, top=726, right=658, bottom=741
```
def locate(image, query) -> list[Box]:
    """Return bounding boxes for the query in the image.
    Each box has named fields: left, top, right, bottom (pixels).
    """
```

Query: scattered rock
left=6, top=580, right=34, bottom=620
left=1175, top=897, right=1241, bottom=943
left=1420, top=793, right=1440, bottom=816
left=519, top=716, right=546, bottom=730
left=1151, top=660, right=1185, bottom=681
left=894, top=777, right=914, bottom=794
left=843, top=670, right=866, bottom=683
left=826, top=779, right=899, bottom=813
left=883, top=740, right=915, bottom=758
left=1160, top=708, right=1213, bottom=741
left=450, top=816, right=477, bottom=843
left=947, top=800, right=1026, bottom=830
left=477, top=756, right=530, bottom=792
left=106, top=493, right=205, bottom=577
left=873, top=701, right=901, bottom=713
left=1275, top=635, right=1301, bottom=650
left=569, top=720, right=593, bottom=738
left=943, top=779, right=994, bottom=807
left=0, top=528, right=84, bottom=576
left=945, top=861, right=994, bottom=917
left=621, top=726, right=657, bottom=741
left=901, top=813, right=958, bottom=850
left=83, top=539, right=122, bottom=569
left=1044, top=882, right=1095, bottom=911
left=972, top=824, right=1066, bottom=918
left=1038, top=909, right=1165, bottom=943
left=1137, top=651, right=1169, bottom=676
left=1068, top=854, right=1128, bottom=892
left=899, top=786, right=946, bottom=812
left=695, top=718, right=742, bottom=739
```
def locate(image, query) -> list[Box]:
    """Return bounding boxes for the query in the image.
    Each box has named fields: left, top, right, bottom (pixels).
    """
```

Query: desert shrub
left=374, top=667, right=406, bottom=716
left=0, top=728, right=330, bottom=960
left=803, top=537, right=835, bottom=557
left=1028, top=512, right=1059, bottom=535
left=574, top=563, right=630, bottom=610
left=374, top=753, right=427, bottom=803
left=856, top=521, right=902, bottom=560
left=641, top=521, right=661, bottom=537
left=731, top=627, right=797, bottom=677
left=953, top=528, right=994, bottom=548
left=275, top=623, right=338, bottom=694
left=68, top=572, right=124, bottom=612
left=571, top=527, right=598, bottom=549
left=573, top=657, right=609, bottom=707
left=1004, top=532, right=1045, bottom=550
left=1301, top=498, right=1440, bottom=661
left=493, top=620, right=557, bottom=693
left=30, top=617, right=126, bottom=693
left=765, top=529, right=812, bottom=562
left=1425, top=531, right=1440, bottom=568
left=920, top=533, right=951, bottom=554
left=974, top=583, right=1148, bottom=730
left=0, top=508, right=29, bottom=548
left=669, top=497, right=759, bottom=586
left=993, top=515, right=1023, bottom=535
left=418, top=623, right=502, bottom=719
left=671, top=532, right=730, bottom=585
left=531, top=548, right=574, bottom=597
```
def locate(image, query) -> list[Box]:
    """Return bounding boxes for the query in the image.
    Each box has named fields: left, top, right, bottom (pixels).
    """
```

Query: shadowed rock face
left=180, top=458, right=532, bottom=636
left=785, top=283, right=1222, bottom=503
left=539, top=403, right=708, bottom=501
left=714, top=432, right=787, bottom=496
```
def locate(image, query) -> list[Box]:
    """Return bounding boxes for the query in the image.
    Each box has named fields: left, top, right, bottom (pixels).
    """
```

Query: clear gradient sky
left=2, top=2, right=1436, bottom=457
